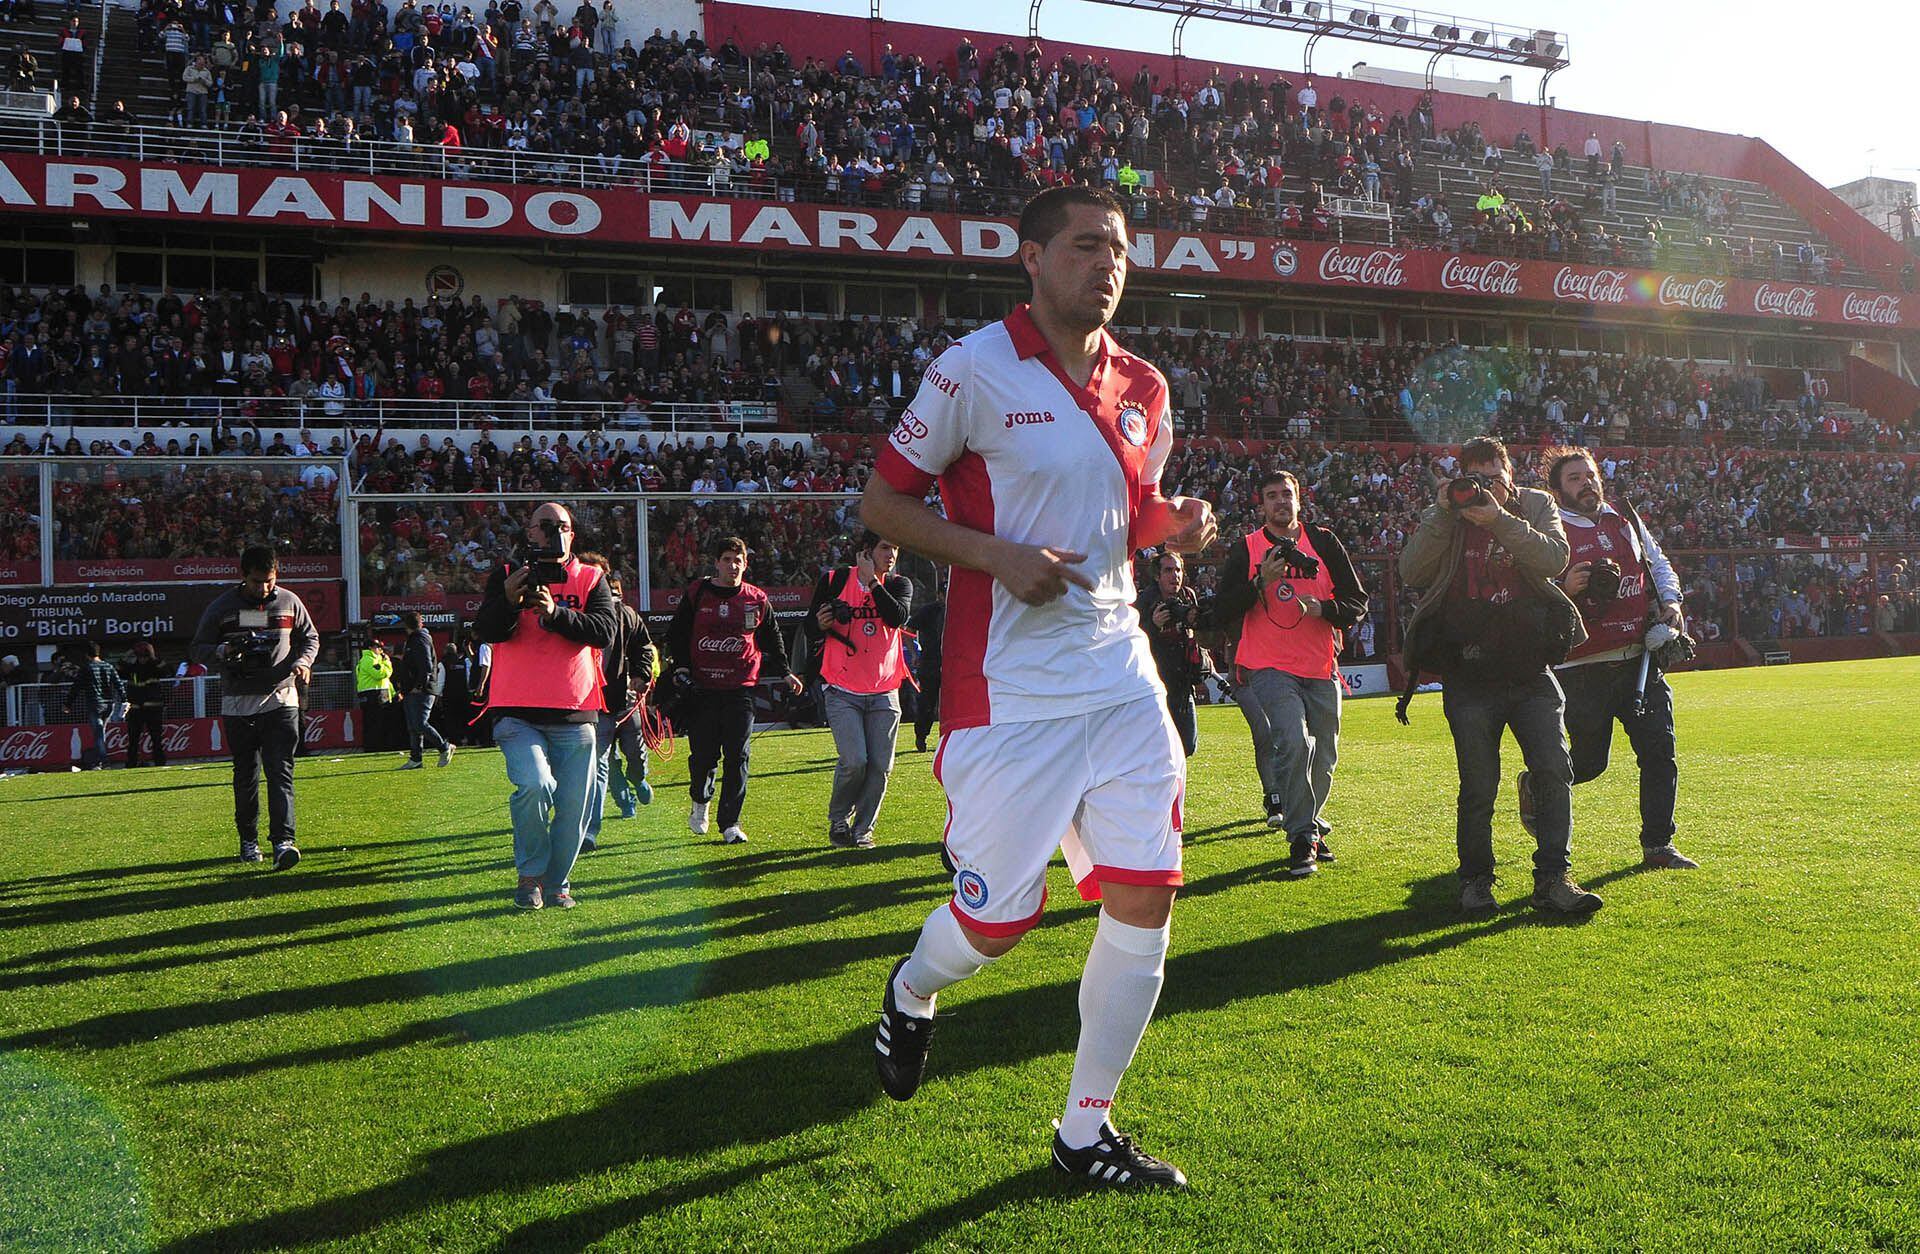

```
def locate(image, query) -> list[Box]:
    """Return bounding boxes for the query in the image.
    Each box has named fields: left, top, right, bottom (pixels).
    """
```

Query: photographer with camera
left=191, top=545, right=320, bottom=869
left=1545, top=448, right=1698, bottom=871
left=806, top=531, right=914, bottom=849
left=580, top=559, right=657, bottom=851
left=1213, top=470, right=1369, bottom=876
left=1399, top=437, right=1599, bottom=915
left=1136, top=551, right=1211, bottom=759
left=666, top=535, right=804, bottom=846
left=395, top=610, right=453, bottom=770
left=472, top=502, right=619, bottom=910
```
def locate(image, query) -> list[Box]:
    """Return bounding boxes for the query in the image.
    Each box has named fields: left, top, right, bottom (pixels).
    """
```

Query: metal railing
left=0, top=394, right=780, bottom=435
left=4, top=667, right=355, bottom=727
left=0, top=114, right=781, bottom=197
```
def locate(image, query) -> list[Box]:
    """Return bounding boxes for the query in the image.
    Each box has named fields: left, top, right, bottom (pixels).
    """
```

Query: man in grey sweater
left=191, top=544, right=320, bottom=869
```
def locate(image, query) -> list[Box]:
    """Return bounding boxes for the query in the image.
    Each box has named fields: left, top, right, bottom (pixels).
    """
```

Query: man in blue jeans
left=472, top=502, right=619, bottom=910
left=395, top=610, right=453, bottom=769
left=1399, top=436, right=1602, bottom=916
left=66, top=640, right=126, bottom=770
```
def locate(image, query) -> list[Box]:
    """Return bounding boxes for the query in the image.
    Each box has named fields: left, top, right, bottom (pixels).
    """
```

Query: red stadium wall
left=1845, top=356, right=1920, bottom=427
left=704, top=3, right=1900, bottom=281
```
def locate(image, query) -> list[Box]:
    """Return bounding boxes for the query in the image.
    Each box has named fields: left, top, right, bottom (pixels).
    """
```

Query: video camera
left=223, top=630, right=280, bottom=677
left=1446, top=473, right=1493, bottom=510
left=512, top=534, right=569, bottom=606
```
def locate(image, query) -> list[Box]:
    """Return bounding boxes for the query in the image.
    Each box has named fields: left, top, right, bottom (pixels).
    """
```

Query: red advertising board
left=0, top=708, right=356, bottom=771
left=0, top=154, right=1906, bottom=332
left=0, top=560, right=35, bottom=587
left=51, top=555, right=342, bottom=584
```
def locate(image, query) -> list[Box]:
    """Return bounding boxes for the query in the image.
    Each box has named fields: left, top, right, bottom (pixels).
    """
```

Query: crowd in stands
left=0, top=465, right=38, bottom=567
left=48, top=458, right=339, bottom=561
left=11, top=4, right=1882, bottom=288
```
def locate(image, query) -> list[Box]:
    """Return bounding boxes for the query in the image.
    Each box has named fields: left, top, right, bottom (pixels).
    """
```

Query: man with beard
left=1213, top=470, right=1368, bottom=875
left=1545, top=448, right=1697, bottom=870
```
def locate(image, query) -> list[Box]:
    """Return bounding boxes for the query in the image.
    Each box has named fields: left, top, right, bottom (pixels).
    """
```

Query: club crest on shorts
left=1117, top=405, right=1149, bottom=448
left=956, top=868, right=990, bottom=910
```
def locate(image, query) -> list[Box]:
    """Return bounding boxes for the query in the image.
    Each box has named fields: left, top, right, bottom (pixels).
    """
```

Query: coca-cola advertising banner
left=0, top=708, right=355, bottom=771
left=0, top=154, right=1906, bottom=331
left=51, top=555, right=342, bottom=584
left=0, top=580, right=343, bottom=644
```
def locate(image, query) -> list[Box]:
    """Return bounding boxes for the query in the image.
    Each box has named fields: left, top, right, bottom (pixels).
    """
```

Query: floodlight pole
left=1304, top=29, right=1325, bottom=75
left=1538, top=63, right=1558, bottom=108
left=1028, top=0, right=1043, bottom=40
left=1423, top=46, right=1448, bottom=92
left=1171, top=8, right=1193, bottom=86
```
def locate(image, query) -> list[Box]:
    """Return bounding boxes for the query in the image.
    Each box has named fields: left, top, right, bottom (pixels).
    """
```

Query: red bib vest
left=687, top=580, right=772, bottom=689
left=1236, top=527, right=1339, bottom=681
left=1564, top=510, right=1652, bottom=661
left=819, top=570, right=907, bottom=694
left=487, top=557, right=606, bottom=712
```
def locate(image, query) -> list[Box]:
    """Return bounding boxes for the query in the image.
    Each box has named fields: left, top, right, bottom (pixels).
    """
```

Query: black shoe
left=1288, top=835, right=1318, bottom=878
left=271, top=842, right=301, bottom=871
left=875, top=956, right=936, bottom=1101
left=1050, top=1123, right=1188, bottom=1189
left=1314, top=835, right=1336, bottom=864
left=829, top=828, right=857, bottom=849
left=1263, top=794, right=1286, bottom=830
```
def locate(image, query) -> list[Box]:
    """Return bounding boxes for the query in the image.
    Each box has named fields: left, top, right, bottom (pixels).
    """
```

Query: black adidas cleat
left=875, top=956, right=936, bottom=1101
left=1050, top=1123, right=1188, bottom=1189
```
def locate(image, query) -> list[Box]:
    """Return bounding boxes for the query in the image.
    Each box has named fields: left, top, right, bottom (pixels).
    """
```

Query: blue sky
left=816, top=0, right=1915, bottom=192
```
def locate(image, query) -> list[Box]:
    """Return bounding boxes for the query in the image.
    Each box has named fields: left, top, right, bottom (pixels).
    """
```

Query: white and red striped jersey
left=876, top=303, right=1172, bottom=730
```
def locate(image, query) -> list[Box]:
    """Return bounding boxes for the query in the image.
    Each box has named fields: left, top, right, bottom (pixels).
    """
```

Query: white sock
left=1058, top=911, right=1170, bottom=1149
left=894, top=905, right=993, bottom=1018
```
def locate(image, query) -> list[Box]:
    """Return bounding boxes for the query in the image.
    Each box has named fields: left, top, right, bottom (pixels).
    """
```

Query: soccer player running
left=862, top=185, right=1216, bottom=1189
left=1213, top=469, right=1369, bottom=876
left=1544, top=448, right=1698, bottom=870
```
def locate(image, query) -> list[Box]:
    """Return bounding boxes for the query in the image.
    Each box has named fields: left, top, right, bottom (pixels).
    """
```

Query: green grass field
left=2, top=659, right=1918, bottom=1252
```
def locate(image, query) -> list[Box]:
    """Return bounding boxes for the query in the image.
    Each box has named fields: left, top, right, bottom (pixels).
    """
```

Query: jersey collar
left=1004, top=303, right=1117, bottom=365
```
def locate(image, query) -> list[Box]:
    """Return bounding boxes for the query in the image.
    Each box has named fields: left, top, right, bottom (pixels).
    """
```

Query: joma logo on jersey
left=1004, top=410, right=1056, bottom=428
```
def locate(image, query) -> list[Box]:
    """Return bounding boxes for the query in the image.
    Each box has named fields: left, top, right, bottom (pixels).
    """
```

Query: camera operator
left=1398, top=437, right=1599, bottom=915
left=472, top=501, right=619, bottom=911
left=1213, top=470, right=1369, bottom=876
left=190, top=545, right=320, bottom=869
left=580, top=558, right=656, bottom=852
left=806, top=531, right=913, bottom=849
left=1546, top=448, right=1698, bottom=871
left=121, top=641, right=172, bottom=767
left=1136, top=551, right=1210, bottom=759
left=666, top=535, right=803, bottom=846
left=395, top=610, right=454, bottom=770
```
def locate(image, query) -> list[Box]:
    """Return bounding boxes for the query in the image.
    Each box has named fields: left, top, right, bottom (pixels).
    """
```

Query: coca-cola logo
left=1439, top=256, right=1521, bottom=296
left=1551, top=267, right=1630, bottom=304
left=98, top=723, right=195, bottom=754
left=1753, top=284, right=1819, bottom=319
left=1316, top=247, right=1407, bottom=288
left=1841, top=292, right=1901, bottom=325
left=0, top=729, right=52, bottom=763
left=698, top=636, right=747, bottom=654
left=1655, top=275, right=1728, bottom=311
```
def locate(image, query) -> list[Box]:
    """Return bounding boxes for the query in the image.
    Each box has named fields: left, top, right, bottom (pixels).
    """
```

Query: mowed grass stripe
left=0, top=659, right=1916, bottom=1251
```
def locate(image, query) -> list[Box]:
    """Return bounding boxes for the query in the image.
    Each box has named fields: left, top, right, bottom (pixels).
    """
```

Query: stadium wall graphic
left=1, top=155, right=1907, bottom=332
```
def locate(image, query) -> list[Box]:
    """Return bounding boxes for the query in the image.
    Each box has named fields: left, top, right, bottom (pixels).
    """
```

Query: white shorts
left=933, top=695, right=1185, bottom=938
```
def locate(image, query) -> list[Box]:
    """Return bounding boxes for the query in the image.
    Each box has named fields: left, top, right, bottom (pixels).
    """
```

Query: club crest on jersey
left=1118, top=405, right=1148, bottom=447
left=956, top=868, right=990, bottom=910
left=718, top=602, right=730, bottom=618
left=1597, top=532, right=1615, bottom=551
left=1272, top=582, right=1297, bottom=602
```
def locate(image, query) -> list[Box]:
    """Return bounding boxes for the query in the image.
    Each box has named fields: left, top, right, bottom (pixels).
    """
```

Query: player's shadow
left=0, top=765, right=397, bottom=805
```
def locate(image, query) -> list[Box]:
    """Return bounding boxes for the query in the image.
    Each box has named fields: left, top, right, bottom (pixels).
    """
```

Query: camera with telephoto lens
left=1582, top=557, right=1624, bottom=606
left=1164, top=597, right=1197, bottom=630
left=831, top=601, right=855, bottom=626
left=1446, top=473, right=1493, bottom=510
left=512, top=535, right=569, bottom=605
left=223, top=631, right=280, bottom=677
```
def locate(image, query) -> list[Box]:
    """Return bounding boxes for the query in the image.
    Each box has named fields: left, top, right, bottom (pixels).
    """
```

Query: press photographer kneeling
left=1546, top=448, right=1699, bottom=871
left=1398, top=437, right=1599, bottom=915
left=1136, top=551, right=1213, bottom=759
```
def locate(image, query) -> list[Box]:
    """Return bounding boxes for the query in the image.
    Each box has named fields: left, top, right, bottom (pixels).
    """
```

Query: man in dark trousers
left=1134, top=550, right=1207, bottom=760
left=191, top=545, right=320, bottom=869
left=395, top=609, right=453, bottom=769
left=68, top=640, right=126, bottom=770
left=665, top=535, right=803, bottom=845
left=907, top=574, right=945, bottom=752
left=1212, top=469, right=1369, bottom=876
left=579, top=557, right=656, bottom=851
left=121, top=641, right=172, bottom=767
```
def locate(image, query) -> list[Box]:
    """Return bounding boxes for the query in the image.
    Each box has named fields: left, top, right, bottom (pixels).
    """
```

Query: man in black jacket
left=121, top=641, right=172, bottom=767
left=396, top=609, right=453, bottom=769
left=580, top=557, right=656, bottom=851
left=1135, top=551, right=1206, bottom=758
left=1212, top=470, right=1369, bottom=876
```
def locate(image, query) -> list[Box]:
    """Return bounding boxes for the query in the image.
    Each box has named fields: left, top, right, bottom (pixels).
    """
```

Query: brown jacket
left=1398, top=483, right=1587, bottom=653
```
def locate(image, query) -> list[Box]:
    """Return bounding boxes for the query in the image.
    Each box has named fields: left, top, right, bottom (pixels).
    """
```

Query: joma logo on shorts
left=1004, top=411, right=1056, bottom=428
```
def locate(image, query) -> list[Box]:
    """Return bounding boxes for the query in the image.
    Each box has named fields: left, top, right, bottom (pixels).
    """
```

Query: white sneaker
left=437, top=744, right=454, bottom=767
left=688, top=801, right=710, bottom=835
left=721, top=825, right=749, bottom=845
